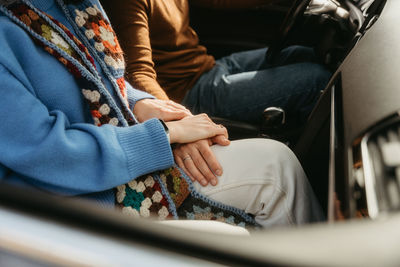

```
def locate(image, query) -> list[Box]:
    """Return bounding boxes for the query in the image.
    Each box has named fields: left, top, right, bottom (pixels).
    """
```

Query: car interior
left=2, top=0, right=400, bottom=265
left=190, top=0, right=387, bottom=218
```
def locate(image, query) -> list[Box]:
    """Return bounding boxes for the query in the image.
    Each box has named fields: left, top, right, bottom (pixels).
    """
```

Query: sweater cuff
left=126, top=82, right=155, bottom=110
left=115, top=118, right=174, bottom=179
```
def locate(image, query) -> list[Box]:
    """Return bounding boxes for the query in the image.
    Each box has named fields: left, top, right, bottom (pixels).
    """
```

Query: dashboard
left=340, top=0, right=399, bottom=219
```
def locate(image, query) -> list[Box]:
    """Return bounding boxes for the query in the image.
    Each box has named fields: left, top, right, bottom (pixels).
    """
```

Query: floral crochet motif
left=160, top=168, right=190, bottom=208
left=9, top=3, right=85, bottom=74
left=82, top=89, right=119, bottom=126
left=41, top=24, right=73, bottom=55
left=73, top=7, right=124, bottom=69
left=117, top=175, right=173, bottom=220
left=71, top=4, right=127, bottom=102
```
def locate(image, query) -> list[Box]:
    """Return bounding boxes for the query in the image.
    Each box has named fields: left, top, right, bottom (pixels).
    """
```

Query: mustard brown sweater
left=103, top=0, right=271, bottom=101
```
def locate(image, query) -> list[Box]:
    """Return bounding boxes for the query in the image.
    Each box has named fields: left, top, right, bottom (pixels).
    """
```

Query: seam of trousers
left=200, top=178, right=275, bottom=195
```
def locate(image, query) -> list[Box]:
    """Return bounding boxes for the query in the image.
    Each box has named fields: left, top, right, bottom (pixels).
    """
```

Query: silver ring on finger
left=182, top=155, right=192, bottom=162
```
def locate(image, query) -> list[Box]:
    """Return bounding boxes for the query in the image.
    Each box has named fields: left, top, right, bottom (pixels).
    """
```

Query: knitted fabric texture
left=2, top=0, right=257, bottom=228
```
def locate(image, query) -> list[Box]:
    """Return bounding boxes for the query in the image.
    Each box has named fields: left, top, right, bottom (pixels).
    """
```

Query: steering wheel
left=266, top=0, right=312, bottom=63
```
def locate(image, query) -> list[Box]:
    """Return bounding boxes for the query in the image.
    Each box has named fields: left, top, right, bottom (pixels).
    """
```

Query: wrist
left=158, top=119, right=170, bottom=143
left=165, top=121, right=179, bottom=144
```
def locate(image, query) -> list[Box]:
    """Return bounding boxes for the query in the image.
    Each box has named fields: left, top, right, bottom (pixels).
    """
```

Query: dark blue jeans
left=182, top=46, right=331, bottom=125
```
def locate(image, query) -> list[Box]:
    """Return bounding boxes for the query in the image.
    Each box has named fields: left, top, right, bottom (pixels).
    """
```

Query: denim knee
left=287, top=62, right=331, bottom=122
left=278, top=45, right=318, bottom=65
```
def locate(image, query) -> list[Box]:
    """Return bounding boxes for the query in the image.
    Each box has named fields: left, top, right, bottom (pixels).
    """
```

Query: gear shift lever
left=263, top=107, right=285, bottom=127
left=260, top=107, right=286, bottom=140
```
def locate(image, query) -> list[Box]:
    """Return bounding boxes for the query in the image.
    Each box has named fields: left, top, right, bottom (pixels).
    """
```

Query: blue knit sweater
left=0, top=0, right=174, bottom=207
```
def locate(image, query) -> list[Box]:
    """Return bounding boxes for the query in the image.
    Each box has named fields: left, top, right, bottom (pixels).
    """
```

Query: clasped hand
left=133, top=98, right=230, bottom=187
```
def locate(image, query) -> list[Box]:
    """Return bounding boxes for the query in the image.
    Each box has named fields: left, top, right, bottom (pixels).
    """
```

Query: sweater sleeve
left=189, top=0, right=274, bottom=9
left=104, top=0, right=169, bottom=100
left=0, top=64, right=174, bottom=195
left=126, top=81, right=155, bottom=111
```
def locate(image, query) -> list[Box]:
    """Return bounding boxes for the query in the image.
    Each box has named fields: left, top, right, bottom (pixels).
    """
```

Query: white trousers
left=193, top=139, right=324, bottom=227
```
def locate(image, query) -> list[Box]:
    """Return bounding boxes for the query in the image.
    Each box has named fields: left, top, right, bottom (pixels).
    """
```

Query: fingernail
left=211, top=178, right=218, bottom=186
left=201, top=180, right=208, bottom=186
left=215, top=169, right=222, bottom=176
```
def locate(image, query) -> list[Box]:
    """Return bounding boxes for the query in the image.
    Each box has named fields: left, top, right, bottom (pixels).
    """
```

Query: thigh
left=273, top=45, right=319, bottom=66
left=193, top=139, right=324, bottom=226
left=184, top=54, right=330, bottom=123
left=217, top=48, right=269, bottom=74
left=202, top=63, right=329, bottom=123
left=193, top=139, right=296, bottom=215
left=217, top=46, right=318, bottom=75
